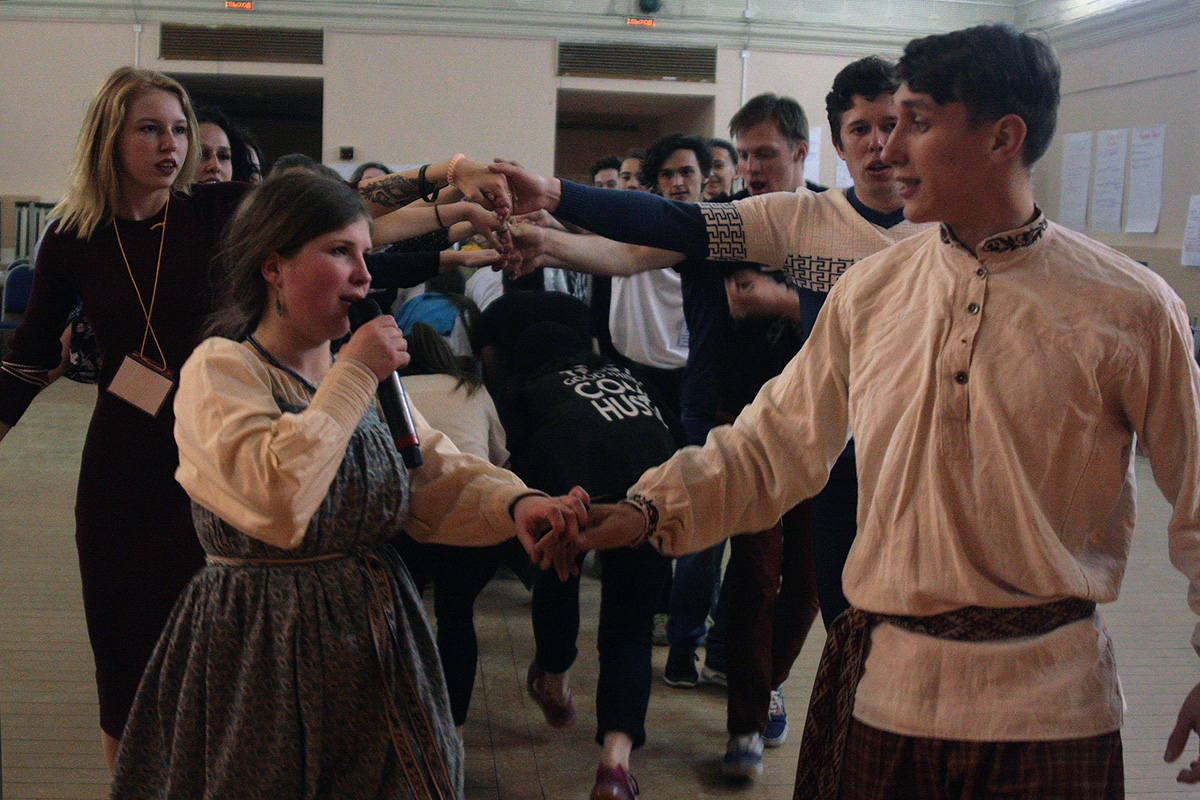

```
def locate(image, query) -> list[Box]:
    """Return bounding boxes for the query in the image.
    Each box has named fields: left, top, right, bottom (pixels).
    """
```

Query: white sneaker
left=700, top=663, right=727, bottom=686
left=763, top=688, right=788, bottom=747
left=721, top=732, right=764, bottom=779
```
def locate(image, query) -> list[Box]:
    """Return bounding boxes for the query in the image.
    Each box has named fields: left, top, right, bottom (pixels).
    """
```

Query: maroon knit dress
left=0, top=182, right=247, bottom=737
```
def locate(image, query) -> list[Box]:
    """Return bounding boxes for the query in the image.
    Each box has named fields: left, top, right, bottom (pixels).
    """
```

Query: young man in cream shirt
left=505, top=23, right=1200, bottom=799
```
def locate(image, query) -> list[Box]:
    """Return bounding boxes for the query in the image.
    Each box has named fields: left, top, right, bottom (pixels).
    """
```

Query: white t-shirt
left=465, top=266, right=504, bottom=312
left=608, top=269, right=688, bottom=370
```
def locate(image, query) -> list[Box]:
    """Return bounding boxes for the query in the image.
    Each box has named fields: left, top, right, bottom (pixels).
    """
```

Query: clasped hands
left=511, top=488, right=652, bottom=580
left=449, top=158, right=567, bottom=275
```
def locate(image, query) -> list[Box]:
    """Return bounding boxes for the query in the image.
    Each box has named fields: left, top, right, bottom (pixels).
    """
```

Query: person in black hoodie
left=491, top=318, right=677, bottom=800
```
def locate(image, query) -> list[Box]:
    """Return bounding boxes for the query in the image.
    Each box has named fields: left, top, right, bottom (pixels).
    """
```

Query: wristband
left=417, top=164, right=440, bottom=203
left=433, top=204, right=446, bottom=229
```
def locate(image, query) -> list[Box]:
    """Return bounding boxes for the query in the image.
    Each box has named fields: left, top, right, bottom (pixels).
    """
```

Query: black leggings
left=397, top=536, right=529, bottom=726
left=531, top=543, right=671, bottom=748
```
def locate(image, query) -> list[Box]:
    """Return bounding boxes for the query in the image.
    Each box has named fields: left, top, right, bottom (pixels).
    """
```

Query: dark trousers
left=812, top=449, right=859, bottom=630
left=395, top=536, right=527, bottom=726
left=838, top=719, right=1124, bottom=800
left=623, top=361, right=686, bottom=447
left=531, top=543, right=671, bottom=748
left=666, top=541, right=725, bottom=652
left=667, top=407, right=725, bottom=655
left=724, top=503, right=820, bottom=735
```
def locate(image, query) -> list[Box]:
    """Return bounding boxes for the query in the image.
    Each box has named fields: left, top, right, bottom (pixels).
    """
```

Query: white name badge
left=107, top=353, right=176, bottom=417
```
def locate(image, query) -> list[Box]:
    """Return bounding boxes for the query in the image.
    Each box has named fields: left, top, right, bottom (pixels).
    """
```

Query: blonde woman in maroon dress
left=0, top=65, right=512, bottom=769
left=0, top=67, right=245, bottom=768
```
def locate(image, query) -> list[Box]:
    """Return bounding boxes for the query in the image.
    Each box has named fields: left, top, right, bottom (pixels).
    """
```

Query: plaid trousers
left=839, top=719, right=1123, bottom=800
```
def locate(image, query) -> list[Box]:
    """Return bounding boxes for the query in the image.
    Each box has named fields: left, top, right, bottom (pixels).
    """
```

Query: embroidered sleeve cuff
left=699, top=202, right=748, bottom=262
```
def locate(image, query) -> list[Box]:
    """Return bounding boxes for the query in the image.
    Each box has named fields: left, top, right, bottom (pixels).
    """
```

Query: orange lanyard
left=112, top=195, right=169, bottom=369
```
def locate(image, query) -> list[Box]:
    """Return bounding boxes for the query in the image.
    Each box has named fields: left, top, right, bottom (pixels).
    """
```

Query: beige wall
left=0, top=22, right=560, bottom=200
left=1035, top=21, right=1200, bottom=314
left=735, top=47, right=888, bottom=187
left=0, top=16, right=877, bottom=247
left=4, top=14, right=1197, bottom=316
left=0, top=18, right=877, bottom=203
left=324, top=32, right=558, bottom=174
left=0, top=20, right=140, bottom=202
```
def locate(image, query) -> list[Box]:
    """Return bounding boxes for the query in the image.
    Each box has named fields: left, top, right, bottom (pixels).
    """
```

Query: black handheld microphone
left=348, top=298, right=423, bottom=469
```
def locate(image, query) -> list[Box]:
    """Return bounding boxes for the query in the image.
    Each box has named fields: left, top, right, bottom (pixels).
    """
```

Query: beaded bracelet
left=446, top=153, right=466, bottom=188
left=619, top=494, right=658, bottom=547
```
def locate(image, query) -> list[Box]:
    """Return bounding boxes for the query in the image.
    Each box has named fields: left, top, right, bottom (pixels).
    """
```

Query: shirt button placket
left=952, top=262, right=987, bottom=389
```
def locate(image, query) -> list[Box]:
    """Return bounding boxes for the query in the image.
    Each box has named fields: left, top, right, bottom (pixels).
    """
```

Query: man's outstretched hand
left=489, top=160, right=563, bottom=216
left=453, top=158, right=513, bottom=222
left=504, top=222, right=549, bottom=278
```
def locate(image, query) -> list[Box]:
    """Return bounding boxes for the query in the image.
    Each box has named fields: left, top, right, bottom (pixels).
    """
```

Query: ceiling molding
left=0, top=0, right=997, bottom=55
left=11, top=0, right=1184, bottom=59
left=1041, top=0, right=1199, bottom=51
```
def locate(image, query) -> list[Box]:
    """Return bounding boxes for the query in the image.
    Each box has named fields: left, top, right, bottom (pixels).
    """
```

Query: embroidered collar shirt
left=632, top=213, right=1200, bottom=740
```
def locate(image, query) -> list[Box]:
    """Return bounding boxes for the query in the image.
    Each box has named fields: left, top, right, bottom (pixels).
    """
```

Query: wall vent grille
left=160, top=23, right=323, bottom=64
left=557, top=42, right=716, bottom=82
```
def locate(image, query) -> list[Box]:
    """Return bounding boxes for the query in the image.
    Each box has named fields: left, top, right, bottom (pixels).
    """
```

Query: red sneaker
left=526, top=661, right=575, bottom=728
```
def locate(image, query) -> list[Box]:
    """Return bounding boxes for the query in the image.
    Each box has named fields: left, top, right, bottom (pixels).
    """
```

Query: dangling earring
left=275, top=295, right=286, bottom=316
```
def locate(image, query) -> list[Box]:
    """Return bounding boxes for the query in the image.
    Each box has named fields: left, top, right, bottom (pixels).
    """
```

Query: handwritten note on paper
left=1183, top=195, right=1200, bottom=267
left=1059, top=132, right=1092, bottom=231
left=1090, top=128, right=1128, bottom=233
left=1125, top=125, right=1165, bottom=233
left=805, top=126, right=822, bottom=186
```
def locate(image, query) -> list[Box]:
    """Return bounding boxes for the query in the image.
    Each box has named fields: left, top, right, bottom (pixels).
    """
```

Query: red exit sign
left=626, top=17, right=655, bottom=27
left=225, top=0, right=253, bottom=8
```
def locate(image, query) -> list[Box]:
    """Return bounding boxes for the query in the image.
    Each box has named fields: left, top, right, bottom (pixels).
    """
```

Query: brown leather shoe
left=590, top=763, right=639, bottom=800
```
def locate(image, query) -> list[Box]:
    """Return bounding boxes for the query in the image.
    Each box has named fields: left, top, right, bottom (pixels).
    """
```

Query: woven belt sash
left=205, top=552, right=350, bottom=566
left=792, top=597, right=1096, bottom=800
left=206, top=547, right=457, bottom=800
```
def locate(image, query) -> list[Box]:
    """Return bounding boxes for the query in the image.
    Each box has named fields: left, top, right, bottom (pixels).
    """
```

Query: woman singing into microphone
left=110, top=170, right=586, bottom=799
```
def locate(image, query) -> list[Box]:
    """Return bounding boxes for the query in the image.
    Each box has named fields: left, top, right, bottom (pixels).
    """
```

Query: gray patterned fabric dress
left=109, top=388, right=464, bottom=799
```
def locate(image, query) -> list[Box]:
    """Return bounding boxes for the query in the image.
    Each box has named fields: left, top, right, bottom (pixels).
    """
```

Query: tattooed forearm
left=358, top=174, right=420, bottom=210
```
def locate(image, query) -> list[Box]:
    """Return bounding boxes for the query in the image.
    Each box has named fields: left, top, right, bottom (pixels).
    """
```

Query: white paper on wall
left=1089, top=128, right=1127, bottom=233
left=805, top=126, right=822, bottom=186
left=1058, top=132, right=1091, bottom=231
left=1125, top=125, right=1165, bottom=233
left=1183, top=195, right=1200, bottom=267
